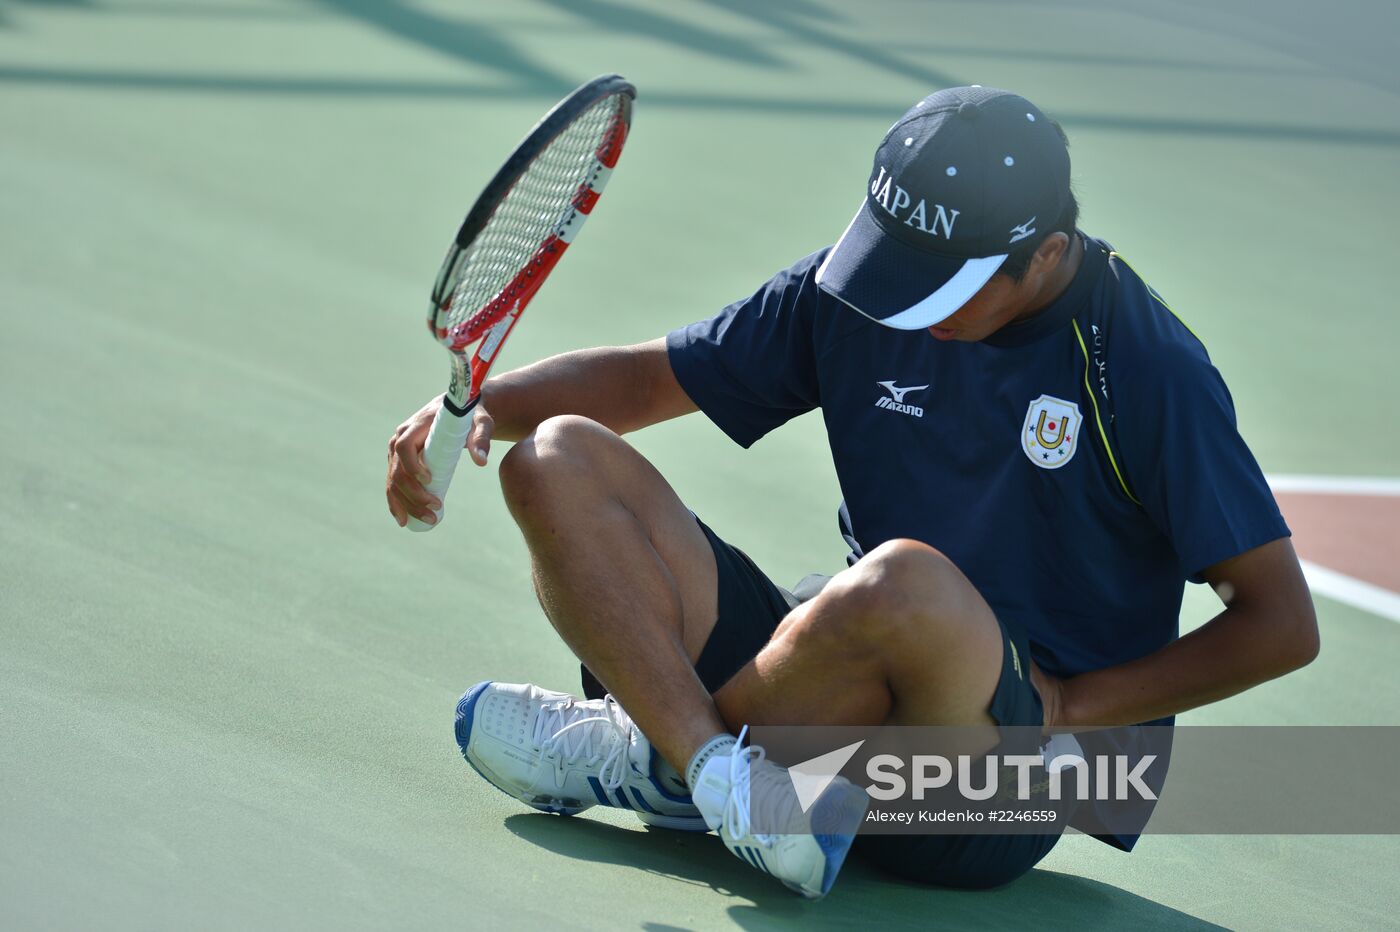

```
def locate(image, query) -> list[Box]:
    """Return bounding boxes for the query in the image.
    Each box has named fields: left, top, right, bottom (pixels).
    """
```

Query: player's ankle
left=685, top=733, right=738, bottom=790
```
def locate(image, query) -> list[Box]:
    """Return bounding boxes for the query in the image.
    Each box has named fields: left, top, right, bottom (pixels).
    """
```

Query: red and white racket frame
left=407, top=76, right=634, bottom=532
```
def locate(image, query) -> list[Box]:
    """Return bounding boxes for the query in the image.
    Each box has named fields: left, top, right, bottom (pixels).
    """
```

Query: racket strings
left=443, top=94, right=624, bottom=338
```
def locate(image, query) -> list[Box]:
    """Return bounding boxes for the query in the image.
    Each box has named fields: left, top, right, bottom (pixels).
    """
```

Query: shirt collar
left=981, top=232, right=1107, bottom=348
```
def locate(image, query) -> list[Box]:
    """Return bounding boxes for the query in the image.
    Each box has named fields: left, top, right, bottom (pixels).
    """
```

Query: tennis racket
left=406, top=74, right=635, bottom=532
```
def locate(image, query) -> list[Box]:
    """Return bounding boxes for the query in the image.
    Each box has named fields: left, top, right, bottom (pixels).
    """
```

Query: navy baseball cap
left=815, top=86, right=1071, bottom=330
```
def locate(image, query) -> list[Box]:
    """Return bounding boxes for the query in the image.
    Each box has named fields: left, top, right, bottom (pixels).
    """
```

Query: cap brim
left=814, top=201, right=1007, bottom=330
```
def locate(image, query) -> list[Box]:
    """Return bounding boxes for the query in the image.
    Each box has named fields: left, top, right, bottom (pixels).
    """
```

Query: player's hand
left=385, top=397, right=499, bottom=526
left=1029, top=662, right=1066, bottom=734
left=385, top=396, right=445, bottom=527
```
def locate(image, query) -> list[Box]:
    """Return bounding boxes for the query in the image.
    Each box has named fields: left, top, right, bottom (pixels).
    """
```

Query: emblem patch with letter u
left=1022, top=395, right=1082, bottom=470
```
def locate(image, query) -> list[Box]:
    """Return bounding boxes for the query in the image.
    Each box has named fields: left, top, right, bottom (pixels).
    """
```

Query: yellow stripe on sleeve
left=1110, top=251, right=1206, bottom=347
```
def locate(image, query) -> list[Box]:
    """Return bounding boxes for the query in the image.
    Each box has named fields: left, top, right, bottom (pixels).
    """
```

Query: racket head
left=428, top=75, right=635, bottom=357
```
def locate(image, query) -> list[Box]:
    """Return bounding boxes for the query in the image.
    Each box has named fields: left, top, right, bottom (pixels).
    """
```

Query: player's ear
left=1030, top=232, right=1070, bottom=275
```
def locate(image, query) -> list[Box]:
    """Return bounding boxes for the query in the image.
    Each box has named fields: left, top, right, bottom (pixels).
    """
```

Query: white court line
left=1261, top=474, right=1400, bottom=623
left=1300, top=560, right=1400, bottom=626
left=1267, top=474, right=1400, bottom=496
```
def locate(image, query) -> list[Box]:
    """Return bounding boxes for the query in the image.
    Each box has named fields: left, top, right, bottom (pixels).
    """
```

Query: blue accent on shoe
left=454, top=681, right=494, bottom=769
left=809, top=783, right=869, bottom=896
left=586, top=776, right=610, bottom=806
left=628, top=788, right=661, bottom=814
left=752, top=848, right=770, bottom=874
left=611, top=787, right=633, bottom=811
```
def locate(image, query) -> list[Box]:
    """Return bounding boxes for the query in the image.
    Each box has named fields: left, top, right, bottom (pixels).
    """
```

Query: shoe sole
left=454, top=681, right=590, bottom=818
left=633, top=811, right=710, bottom=832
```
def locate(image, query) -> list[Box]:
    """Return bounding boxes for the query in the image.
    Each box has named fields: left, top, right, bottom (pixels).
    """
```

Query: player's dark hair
left=998, top=120, right=1078, bottom=281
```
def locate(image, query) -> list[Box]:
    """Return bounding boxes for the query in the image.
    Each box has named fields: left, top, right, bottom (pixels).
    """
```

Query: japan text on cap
left=815, top=86, right=1072, bottom=330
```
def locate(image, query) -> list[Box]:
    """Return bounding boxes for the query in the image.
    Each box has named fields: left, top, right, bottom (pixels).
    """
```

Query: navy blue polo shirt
left=667, top=234, right=1287, bottom=679
left=667, top=235, right=1289, bottom=848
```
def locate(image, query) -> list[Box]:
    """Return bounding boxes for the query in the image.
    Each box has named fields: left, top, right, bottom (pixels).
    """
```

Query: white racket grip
left=405, top=404, right=473, bottom=532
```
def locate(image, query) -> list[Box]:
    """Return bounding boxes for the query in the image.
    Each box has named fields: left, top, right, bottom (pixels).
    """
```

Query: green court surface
left=3, top=1, right=1399, bottom=928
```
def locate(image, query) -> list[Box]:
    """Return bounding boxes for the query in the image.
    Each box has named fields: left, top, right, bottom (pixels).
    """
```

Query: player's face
left=925, top=233, right=1076, bottom=343
left=925, top=274, right=1029, bottom=342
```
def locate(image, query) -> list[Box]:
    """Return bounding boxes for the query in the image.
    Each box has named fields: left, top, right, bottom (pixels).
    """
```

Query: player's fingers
left=386, top=488, right=407, bottom=527
left=386, top=397, right=445, bottom=524
left=387, top=443, right=440, bottom=518
left=384, top=459, right=419, bottom=525
left=390, top=470, right=441, bottom=511
left=389, top=484, right=440, bottom=524
left=468, top=408, right=495, bottom=466
left=386, top=430, right=410, bottom=522
left=392, top=428, right=430, bottom=487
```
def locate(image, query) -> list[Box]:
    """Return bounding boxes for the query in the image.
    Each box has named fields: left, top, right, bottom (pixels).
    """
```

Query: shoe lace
left=535, top=694, right=632, bottom=791
left=721, top=726, right=801, bottom=848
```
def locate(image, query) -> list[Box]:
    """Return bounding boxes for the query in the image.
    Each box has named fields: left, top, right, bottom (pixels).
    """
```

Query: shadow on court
left=694, top=0, right=961, bottom=90
left=533, top=0, right=788, bottom=69
left=310, top=0, right=573, bottom=93
left=1, top=59, right=1397, bottom=150
left=2, top=0, right=1398, bottom=148
left=504, top=813, right=1221, bottom=929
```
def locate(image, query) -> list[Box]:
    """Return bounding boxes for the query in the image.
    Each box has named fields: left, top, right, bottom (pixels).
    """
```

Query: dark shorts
left=583, top=516, right=1061, bottom=890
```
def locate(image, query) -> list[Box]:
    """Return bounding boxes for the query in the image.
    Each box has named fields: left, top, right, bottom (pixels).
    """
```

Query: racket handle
left=405, top=401, right=473, bottom=532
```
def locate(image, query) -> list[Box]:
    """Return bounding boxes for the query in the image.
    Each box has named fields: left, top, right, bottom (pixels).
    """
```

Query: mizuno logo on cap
left=870, top=166, right=958, bottom=240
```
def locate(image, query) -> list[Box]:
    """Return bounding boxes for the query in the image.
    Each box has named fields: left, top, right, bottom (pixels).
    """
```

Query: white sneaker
left=691, top=729, right=868, bottom=900
left=455, top=681, right=705, bottom=830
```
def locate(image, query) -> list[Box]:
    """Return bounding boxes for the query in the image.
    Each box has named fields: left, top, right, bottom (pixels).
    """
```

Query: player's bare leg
left=492, top=419, right=1008, bottom=757
left=466, top=419, right=1006, bottom=898
left=714, top=539, right=1007, bottom=730
left=496, top=413, right=727, bottom=773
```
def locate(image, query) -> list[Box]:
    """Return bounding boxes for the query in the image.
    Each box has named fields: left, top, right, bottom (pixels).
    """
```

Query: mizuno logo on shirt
left=875, top=380, right=928, bottom=418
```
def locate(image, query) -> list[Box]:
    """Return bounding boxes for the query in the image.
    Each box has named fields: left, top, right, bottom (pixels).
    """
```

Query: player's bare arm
left=1042, top=537, right=1319, bottom=729
left=385, top=339, right=695, bottom=526
left=480, top=339, right=697, bottom=445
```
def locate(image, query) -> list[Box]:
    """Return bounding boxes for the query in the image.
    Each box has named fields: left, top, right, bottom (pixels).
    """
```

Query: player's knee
left=530, top=413, right=614, bottom=457
left=499, top=415, right=590, bottom=504
left=499, top=415, right=612, bottom=512
left=827, top=539, right=973, bottom=645
left=860, top=538, right=959, bottom=614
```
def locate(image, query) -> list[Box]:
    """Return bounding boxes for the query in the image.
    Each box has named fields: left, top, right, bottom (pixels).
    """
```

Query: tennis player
left=386, top=85, right=1318, bottom=897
